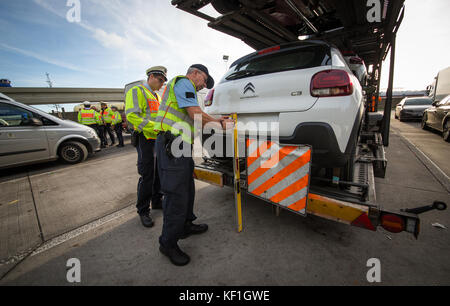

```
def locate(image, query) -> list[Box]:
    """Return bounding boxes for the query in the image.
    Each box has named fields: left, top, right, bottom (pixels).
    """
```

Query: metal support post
left=232, top=113, right=243, bottom=232
left=381, top=34, right=396, bottom=147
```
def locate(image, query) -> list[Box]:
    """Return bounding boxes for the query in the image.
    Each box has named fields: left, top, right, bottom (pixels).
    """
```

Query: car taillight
left=381, top=214, right=405, bottom=233
left=204, top=88, right=214, bottom=107
left=349, top=57, right=364, bottom=65
left=310, top=70, right=353, bottom=97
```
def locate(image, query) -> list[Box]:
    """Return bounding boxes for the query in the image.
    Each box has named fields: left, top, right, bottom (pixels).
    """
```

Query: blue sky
left=0, top=0, right=253, bottom=90
left=1, top=0, right=449, bottom=96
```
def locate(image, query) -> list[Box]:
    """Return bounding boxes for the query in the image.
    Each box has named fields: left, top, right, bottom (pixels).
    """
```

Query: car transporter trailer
left=172, top=0, right=447, bottom=238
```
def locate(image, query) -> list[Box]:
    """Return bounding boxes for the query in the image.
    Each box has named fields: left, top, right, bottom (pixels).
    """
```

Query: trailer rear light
left=349, top=57, right=364, bottom=65
left=204, top=88, right=214, bottom=107
left=258, top=45, right=280, bottom=55
left=310, top=70, right=353, bottom=97
left=381, top=214, right=405, bottom=233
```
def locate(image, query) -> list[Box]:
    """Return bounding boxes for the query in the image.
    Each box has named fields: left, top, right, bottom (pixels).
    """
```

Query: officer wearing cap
left=126, top=66, right=167, bottom=228
left=78, top=101, right=98, bottom=128
left=153, top=64, right=233, bottom=266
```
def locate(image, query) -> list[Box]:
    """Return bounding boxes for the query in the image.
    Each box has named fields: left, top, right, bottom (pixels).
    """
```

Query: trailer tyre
left=59, top=141, right=88, bottom=164
left=211, top=0, right=240, bottom=14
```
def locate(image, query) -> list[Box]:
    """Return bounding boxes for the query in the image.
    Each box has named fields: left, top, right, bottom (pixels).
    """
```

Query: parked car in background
left=203, top=40, right=364, bottom=180
left=0, top=93, right=101, bottom=169
left=395, top=97, right=433, bottom=121
left=422, top=94, right=450, bottom=142
left=342, top=51, right=368, bottom=86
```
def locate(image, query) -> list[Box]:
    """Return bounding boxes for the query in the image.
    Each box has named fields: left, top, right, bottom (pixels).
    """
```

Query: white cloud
left=30, top=0, right=253, bottom=84
left=0, top=42, right=89, bottom=72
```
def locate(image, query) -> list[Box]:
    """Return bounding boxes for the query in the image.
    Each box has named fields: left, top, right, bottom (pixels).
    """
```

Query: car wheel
left=59, top=141, right=88, bottom=164
left=443, top=120, right=450, bottom=142
left=421, top=114, right=429, bottom=130
left=399, top=115, right=405, bottom=122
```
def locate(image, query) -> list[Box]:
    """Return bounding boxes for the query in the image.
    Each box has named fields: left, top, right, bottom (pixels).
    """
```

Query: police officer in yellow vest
left=92, top=105, right=106, bottom=147
left=78, top=101, right=98, bottom=128
left=126, top=66, right=167, bottom=228
left=154, top=64, right=233, bottom=266
left=111, top=106, right=124, bottom=147
left=100, top=102, right=116, bottom=146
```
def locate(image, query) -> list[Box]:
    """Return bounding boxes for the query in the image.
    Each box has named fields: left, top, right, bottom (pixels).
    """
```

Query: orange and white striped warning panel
left=246, top=138, right=312, bottom=216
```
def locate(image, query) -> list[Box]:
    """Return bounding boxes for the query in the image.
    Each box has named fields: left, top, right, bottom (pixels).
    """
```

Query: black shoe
left=139, top=214, right=154, bottom=228
left=159, top=244, right=190, bottom=266
left=180, top=222, right=208, bottom=239
left=117, top=144, right=124, bottom=147
left=101, top=145, right=106, bottom=149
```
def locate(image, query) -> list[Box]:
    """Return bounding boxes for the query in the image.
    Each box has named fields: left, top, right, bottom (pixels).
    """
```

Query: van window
left=404, top=98, right=433, bottom=106
left=223, top=45, right=330, bottom=82
left=0, top=103, right=36, bottom=127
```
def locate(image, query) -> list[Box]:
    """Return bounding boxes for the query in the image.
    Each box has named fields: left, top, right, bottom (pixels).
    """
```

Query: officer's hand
left=220, top=117, right=234, bottom=130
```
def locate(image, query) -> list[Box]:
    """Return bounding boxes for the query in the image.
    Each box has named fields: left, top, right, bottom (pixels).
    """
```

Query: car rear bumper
left=400, top=112, right=424, bottom=120
left=202, top=117, right=361, bottom=168
left=279, top=122, right=351, bottom=167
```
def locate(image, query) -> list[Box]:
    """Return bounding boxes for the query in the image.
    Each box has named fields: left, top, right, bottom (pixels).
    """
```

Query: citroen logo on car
left=244, top=82, right=255, bottom=95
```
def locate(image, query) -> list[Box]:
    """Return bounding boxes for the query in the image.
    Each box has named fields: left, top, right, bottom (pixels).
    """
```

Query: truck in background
left=427, top=66, right=450, bottom=103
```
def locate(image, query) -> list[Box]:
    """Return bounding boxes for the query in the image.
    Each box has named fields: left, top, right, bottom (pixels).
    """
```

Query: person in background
left=100, top=102, right=116, bottom=146
left=92, top=105, right=106, bottom=148
left=111, top=106, right=124, bottom=148
left=78, top=102, right=98, bottom=130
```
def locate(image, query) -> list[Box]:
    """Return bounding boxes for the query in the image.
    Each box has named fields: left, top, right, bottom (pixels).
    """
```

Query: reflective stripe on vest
left=124, top=85, right=161, bottom=139
left=138, top=86, right=160, bottom=139
left=153, top=76, right=195, bottom=144
left=139, top=85, right=160, bottom=114
left=80, top=109, right=97, bottom=125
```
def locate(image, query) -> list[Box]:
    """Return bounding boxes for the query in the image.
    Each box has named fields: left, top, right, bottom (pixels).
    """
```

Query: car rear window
left=404, top=98, right=433, bottom=106
left=222, top=45, right=330, bottom=82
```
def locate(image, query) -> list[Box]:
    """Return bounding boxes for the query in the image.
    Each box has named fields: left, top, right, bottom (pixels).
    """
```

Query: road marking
left=8, top=200, right=19, bottom=205
left=0, top=205, right=135, bottom=267
left=0, top=150, right=135, bottom=185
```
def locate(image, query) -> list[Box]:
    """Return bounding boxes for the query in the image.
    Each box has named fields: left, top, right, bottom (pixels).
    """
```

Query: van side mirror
left=30, top=117, right=43, bottom=126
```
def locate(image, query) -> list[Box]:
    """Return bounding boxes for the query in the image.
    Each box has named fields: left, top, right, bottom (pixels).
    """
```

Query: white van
left=428, top=66, right=450, bottom=103
left=0, top=93, right=101, bottom=169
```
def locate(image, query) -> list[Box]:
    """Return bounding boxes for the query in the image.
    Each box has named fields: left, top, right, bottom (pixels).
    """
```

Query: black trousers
left=103, top=123, right=116, bottom=145
left=98, top=125, right=107, bottom=146
left=114, top=124, right=124, bottom=146
left=136, top=133, right=162, bottom=216
left=156, top=134, right=196, bottom=248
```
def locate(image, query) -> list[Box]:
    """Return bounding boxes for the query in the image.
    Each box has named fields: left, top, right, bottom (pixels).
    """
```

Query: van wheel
left=59, top=141, right=88, bottom=164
